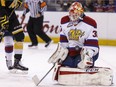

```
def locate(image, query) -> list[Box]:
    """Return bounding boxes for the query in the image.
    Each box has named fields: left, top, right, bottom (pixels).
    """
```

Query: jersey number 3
left=93, top=30, right=97, bottom=37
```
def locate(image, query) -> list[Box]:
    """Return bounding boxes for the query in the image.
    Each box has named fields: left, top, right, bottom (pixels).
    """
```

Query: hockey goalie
left=48, top=2, right=113, bottom=86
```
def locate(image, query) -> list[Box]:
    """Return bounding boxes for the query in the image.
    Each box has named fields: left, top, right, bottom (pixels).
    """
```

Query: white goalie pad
left=52, top=63, right=61, bottom=81
left=57, top=67, right=113, bottom=86
left=48, top=43, right=68, bottom=64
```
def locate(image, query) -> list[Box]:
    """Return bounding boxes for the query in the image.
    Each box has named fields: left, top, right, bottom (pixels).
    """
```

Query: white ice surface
left=0, top=42, right=116, bottom=87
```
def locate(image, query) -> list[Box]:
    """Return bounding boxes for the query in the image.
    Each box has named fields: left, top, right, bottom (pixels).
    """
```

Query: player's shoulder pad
left=61, top=15, right=70, bottom=24
left=83, top=16, right=97, bottom=28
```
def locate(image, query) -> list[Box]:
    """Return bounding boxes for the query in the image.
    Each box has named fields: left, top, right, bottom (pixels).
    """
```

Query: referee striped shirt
left=23, top=0, right=47, bottom=18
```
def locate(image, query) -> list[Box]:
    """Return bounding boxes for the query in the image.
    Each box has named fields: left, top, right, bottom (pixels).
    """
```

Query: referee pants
left=27, top=16, right=51, bottom=45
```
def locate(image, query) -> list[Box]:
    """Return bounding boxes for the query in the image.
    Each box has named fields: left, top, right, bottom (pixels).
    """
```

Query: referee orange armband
left=40, top=1, right=47, bottom=8
left=24, top=2, right=28, bottom=8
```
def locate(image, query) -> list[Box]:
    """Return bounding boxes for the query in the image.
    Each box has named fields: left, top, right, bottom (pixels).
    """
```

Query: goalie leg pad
left=57, top=67, right=113, bottom=86
left=52, top=63, right=61, bottom=81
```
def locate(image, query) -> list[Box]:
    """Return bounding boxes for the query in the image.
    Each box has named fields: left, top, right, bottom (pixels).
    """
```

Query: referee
left=21, top=0, right=52, bottom=48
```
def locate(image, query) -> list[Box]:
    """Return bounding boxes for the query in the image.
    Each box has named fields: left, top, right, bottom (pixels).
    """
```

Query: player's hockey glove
left=9, top=0, right=22, bottom=9
left=0, top=15, right=9, bottom=30
left=40, top=1, right=47, bottom=8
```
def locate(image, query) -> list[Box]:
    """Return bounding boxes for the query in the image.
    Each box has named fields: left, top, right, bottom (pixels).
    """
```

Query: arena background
left=16, top=11, right=116, bottom=46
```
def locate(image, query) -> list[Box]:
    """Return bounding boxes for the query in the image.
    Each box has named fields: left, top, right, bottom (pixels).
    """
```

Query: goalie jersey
left=60, top=14, right=99, bottom=56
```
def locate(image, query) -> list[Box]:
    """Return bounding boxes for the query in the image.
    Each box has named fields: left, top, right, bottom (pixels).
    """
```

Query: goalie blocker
left=53, top=65, right=113, bottom=86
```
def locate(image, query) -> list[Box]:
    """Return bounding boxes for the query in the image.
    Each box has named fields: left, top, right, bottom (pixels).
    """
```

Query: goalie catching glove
left=78, top=48, right=95, bottom=69
left=48, top=42, right=69, bottom=64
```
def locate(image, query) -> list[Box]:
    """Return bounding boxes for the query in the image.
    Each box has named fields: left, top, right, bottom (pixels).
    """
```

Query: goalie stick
left=32, top=64, right=55, bottom=86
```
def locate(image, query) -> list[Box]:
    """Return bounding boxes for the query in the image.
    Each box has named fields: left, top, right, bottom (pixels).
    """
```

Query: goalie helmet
left=69, top=2, right=84, bottom=21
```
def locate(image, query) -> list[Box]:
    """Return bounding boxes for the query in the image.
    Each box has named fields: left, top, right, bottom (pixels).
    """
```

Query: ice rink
left=0, top=42, right=116, bottom=87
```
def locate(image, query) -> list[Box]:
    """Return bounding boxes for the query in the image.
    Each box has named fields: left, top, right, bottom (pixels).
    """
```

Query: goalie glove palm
left=78, top=48, right=94, bottom=69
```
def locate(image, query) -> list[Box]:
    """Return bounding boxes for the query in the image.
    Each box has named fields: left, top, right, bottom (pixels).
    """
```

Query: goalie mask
left=69, top=2, right=84, bottom=22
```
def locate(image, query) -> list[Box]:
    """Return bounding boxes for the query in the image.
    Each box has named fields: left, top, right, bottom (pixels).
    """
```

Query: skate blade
left=9, top=69, right=28, bottom=74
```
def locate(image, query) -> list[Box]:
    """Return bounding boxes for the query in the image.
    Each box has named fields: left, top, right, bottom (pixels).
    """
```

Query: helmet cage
left=69, top=2, right=84, bottom=21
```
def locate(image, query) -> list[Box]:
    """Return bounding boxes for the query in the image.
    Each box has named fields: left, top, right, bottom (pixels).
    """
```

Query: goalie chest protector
left=57, top=67, right=113, bottom=86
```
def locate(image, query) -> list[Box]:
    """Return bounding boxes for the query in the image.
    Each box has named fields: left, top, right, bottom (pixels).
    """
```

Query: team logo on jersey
left=68, top=29, right=85, bottom=40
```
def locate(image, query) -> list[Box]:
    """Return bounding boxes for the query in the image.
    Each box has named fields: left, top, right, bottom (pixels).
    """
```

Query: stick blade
left=32, top=75, right=40, bottom=86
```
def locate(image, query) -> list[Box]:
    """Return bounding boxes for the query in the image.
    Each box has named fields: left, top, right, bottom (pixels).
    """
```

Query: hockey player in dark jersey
left=0, top=0, right=28, bottom=71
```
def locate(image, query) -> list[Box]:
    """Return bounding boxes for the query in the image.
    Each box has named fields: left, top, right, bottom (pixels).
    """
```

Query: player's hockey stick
left=9, top=6, right=17, bottom=19
left=32, top=64, right=55, bottom=86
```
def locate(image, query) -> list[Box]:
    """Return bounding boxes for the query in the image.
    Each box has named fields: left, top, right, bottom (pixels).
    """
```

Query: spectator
left=105, top=0, right=116, bottom=12
left=83, top=0, right=94, bottom=12
left=60, top=0, right=73, bottom=11
left=93, top=0, right=106, bottom=12
left=75, top=0, right=84, bottom=4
